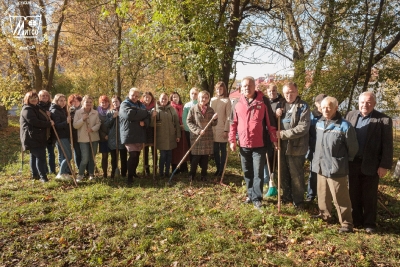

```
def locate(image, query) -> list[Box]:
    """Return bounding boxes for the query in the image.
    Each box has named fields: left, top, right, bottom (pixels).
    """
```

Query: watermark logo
left=1, top=1, right=45, bottom=50
left=10, top=14, right=41, bottom=39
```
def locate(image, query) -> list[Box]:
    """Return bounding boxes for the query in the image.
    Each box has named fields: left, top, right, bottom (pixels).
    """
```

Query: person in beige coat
left=187, top=91, right=218, bottom=181
left=73, top=95, right=101, bottom=182
left=152, top=93, right=181, bottom=177
left=211, top=81, right=231, bottom=176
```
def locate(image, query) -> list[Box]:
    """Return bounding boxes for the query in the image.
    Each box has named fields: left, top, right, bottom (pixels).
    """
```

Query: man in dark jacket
left=263, top=84, right=284, bottom=186
left=346, top=92, right=393, bottom=234
left=312, top=97, right=358, bottom=233
left=229, top=76, right=277, bottom=211
left=306, top=93, right=327, bottom=202
left=265, top=83, right=284, bottom=113
left=276, top=82, right=310, bottom=209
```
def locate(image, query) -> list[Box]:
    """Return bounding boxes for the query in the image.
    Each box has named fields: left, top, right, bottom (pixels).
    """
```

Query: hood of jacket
left=50, top=103, right=65, bottom=114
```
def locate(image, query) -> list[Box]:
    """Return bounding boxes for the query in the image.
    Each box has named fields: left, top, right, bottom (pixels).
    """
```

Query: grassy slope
left=1, top=116, right=400, bottom=267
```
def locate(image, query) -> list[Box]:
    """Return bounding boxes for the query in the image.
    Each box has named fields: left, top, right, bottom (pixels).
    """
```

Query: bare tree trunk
left=115, top=3, right=122, bottom=97
left=346, top=0, right=370, bottom=112
left=281, top=0, right=306, bottom=90
left=362, top=0, right=384, bottom=92
left=18, top=1, right=43, bottom=91
left=313, top=0, right=335, bottom=87
left=221, top=0, right=242, bottom=88
left=47, top=0, right=68, bottom=92
left=38, top=0, right=49, bottom=89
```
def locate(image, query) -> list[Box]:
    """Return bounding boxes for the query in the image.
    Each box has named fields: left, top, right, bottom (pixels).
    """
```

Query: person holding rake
left=187, top=90, right=218, bottom=181
left=50, top=94, right=73, bottom=181
left=105, top=95, right=127, bottom=178
left=73, top=95, right=101, bottom=182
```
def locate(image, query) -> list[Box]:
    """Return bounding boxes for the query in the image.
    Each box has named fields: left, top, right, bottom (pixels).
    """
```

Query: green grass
left=1, top=116, right=400, bottom=266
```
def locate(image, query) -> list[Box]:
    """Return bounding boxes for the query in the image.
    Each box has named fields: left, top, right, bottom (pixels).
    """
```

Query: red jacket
left=229, top=90, right=277, bottom=148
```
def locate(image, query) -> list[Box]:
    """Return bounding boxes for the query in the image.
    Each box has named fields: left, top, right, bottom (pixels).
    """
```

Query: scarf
left=97, top=106, right=108, bottom=116
left=143, top=101, right=155, bottom=111
left=170, top=101, right=183, bottom=124
left=199, top=104, right=208, bottom=115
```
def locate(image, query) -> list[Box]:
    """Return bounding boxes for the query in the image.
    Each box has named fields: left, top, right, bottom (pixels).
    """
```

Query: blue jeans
left=46, top=143, right=56, bottom=173
left=213, top=142, right=227, bottom=173
left=56, top=138, right=72, bottom=175
left=239, top=146, right=266, bottom=202
left=280, top=140, right=306, bottom=206
left=79, top=142, right=98, bottom=176
left=30, top=146, right=47, bottom=180
left=159, top=150, right=172, bottom=175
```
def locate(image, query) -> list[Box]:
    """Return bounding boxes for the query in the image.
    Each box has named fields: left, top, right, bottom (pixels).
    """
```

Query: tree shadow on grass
left=101, top=171, right=245, bottom=190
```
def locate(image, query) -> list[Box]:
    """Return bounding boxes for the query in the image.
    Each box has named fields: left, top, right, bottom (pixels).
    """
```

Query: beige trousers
left=317, top=174, right=353, bottom=229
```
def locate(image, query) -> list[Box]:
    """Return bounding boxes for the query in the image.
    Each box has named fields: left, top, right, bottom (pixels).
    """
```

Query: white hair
left=359, top=91, right=376, bottom=102
left=321, top=96, right=338, bottom=107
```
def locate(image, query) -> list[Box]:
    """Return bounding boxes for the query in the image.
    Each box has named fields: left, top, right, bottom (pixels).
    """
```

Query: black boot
left=145, top=165, right=151, bottom=175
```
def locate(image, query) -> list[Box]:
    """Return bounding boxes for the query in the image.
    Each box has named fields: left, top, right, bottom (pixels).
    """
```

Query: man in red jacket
left=229, top=76, right=277, bottom=211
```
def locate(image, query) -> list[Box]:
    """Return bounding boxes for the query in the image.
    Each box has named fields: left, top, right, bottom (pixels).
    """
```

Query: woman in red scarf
left=170, top=92, right=189, bottom=173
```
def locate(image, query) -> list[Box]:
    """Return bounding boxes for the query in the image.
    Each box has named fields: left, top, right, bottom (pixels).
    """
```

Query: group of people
left=232, top=77, right=392, bottom=234
left=19, top=76, right=393, bottom=234
left=19, top=83, right=231, bottom=185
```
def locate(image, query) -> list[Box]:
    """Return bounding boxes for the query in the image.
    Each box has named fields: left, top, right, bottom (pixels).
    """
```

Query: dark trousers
left=348, top=160, right=379, bottom=228
left=159, top=150, right=172, bottom=175
left=110, top=149, right=127, bottom=177
left=30, top=146, right=48, bottom=180
left=144, top=145, right=155, bottom=171
left=127, top=151, right=140, bottom=181
left=101, top=152, right=109, bottom=177
left=213, top=142, right=227, bottom=173
left=307, top=170, right=318, bottom=200
left=190, top=155, right=209, bottom=177
left=172, top=162, right=188, bottom=173
left=185, top=131, right=192, bottom=161
left=239, top=146, right=266, bottom=202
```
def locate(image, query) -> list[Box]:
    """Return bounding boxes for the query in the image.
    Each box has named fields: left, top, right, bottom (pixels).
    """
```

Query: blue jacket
left=182, top=100, right=198, bottom=132
left=119, top=98, right=150, bottom=145
left=312, top=112, right=358, bottom=178
left=306, top=109, right=322, bottom=160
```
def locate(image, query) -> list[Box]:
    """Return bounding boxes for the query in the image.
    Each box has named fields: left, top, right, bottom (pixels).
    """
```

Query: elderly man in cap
left=306, top=93, right=327, bottom=202
left=312, top=96, right=358, bottom=233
